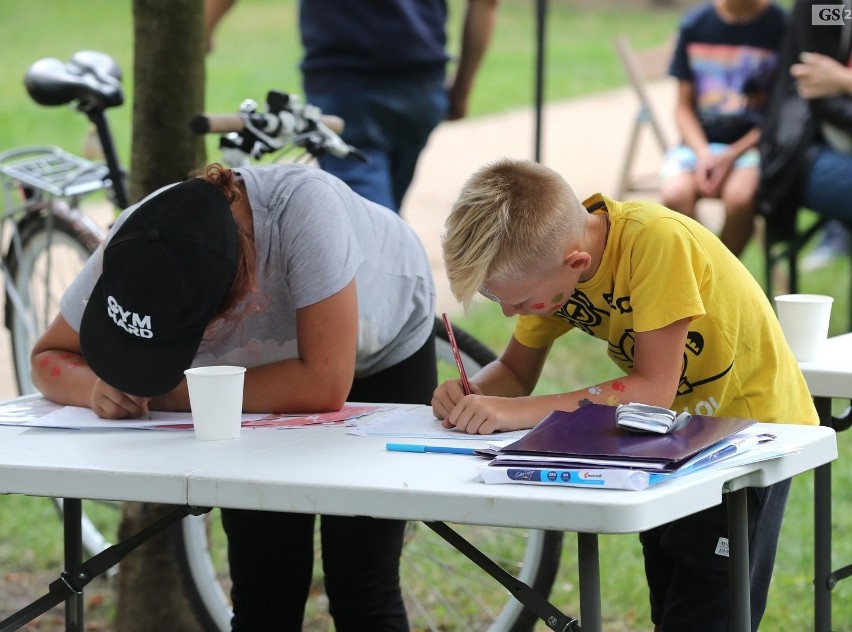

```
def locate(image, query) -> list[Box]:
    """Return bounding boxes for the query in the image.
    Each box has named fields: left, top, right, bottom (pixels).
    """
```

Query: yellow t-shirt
left=514, top=194, right=817, bottom=425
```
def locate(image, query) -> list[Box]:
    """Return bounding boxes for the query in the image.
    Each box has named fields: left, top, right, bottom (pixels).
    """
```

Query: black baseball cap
left=80, top=177, right=239, bottom=397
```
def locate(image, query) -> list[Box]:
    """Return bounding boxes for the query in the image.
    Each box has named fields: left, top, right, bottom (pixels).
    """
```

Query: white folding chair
left=614, top=35, right=675, bottom=198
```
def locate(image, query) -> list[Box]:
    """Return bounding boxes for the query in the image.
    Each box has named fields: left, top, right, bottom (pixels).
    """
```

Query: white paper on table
left=0, top=403, right=386, bottom=431
left=2, top=405, right=266, bottom=431
left=347, top=404, right=528, bottom=442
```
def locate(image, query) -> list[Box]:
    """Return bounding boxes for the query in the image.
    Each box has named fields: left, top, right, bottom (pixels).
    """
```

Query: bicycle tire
left=3, top=205, right=115, bottom=564
left=4, top=204, right=101, bottom=395
left=177, top=317, right=563, bottom=632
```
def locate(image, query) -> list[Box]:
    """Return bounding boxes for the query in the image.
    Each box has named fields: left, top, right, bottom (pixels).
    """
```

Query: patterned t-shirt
left=513, top=194, right=817, bottom=425
left=669, top=2, right=787, bottom=144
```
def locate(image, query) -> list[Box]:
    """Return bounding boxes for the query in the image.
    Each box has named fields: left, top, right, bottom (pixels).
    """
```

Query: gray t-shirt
left=61, top=164, right=435, bottom=377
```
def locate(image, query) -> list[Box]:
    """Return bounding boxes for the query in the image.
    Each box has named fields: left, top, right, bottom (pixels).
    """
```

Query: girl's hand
left=90, top=378, right=150, bottom=419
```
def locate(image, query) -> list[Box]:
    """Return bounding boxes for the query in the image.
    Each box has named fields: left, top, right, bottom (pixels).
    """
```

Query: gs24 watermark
left=812, top=4, right=852, bottom=24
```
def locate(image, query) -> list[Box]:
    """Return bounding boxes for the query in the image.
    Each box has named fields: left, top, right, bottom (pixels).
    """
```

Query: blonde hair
left=442, top=158, right=588, bottom=310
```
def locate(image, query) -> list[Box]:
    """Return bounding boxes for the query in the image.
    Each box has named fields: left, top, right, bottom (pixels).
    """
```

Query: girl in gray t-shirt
left=32, top=162, right=437, bottom=630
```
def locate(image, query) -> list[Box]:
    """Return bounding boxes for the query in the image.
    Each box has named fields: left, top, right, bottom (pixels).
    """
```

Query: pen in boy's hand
left=442, top=312, right=471, bottom=395
left=142, top=402, right=152, bottom=420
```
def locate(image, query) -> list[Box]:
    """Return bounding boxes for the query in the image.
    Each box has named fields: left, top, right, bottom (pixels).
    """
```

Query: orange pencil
left=442, top=313, right=471, bottom=395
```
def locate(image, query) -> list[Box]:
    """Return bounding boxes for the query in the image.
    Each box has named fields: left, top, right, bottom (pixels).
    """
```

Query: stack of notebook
left=479, top=404, right=781, bottom=491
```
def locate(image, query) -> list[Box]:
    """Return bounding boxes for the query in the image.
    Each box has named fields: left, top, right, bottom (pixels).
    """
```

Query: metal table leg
left=63, top=499, right=84, bottom=632
left=578, top=532, right=602, bottom=632
left=728, top=488, right=750, bottom=632
left=814, top=396, right=833, bottom=632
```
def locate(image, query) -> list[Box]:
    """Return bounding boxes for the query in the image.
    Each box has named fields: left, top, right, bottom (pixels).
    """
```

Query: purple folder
left=499, top=404, right=756, bottom=470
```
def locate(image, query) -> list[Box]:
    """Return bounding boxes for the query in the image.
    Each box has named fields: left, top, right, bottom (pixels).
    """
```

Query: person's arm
left=432, top=333, right=549, bottom=418
left=446, top=0, right=499, bottom=121
left=34, top=280, right=359, bottom=418
left=31, top=316, right=150, bottom=419
left=154, top=279, right=359, bottom=415
left=204, top=0, right=237, bottom=53
left=791, top=51, right=852, bottom=99
left=438, top=318, right=690, bottom=435
left=242, top=279, right=359, bottom=413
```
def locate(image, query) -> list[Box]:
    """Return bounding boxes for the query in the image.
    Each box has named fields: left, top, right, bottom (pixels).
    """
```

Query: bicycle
left=0, top=50, right=126, bottom=397
left=1, top=51, right=563, bottom=632
left=0, top=50, right=128, bottom=567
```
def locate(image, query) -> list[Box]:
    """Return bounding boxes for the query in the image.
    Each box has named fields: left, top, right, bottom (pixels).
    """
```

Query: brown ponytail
left=192, top=163, right=260, bottom=324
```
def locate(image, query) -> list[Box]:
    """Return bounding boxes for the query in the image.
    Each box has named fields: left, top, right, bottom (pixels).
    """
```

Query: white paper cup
left=774, top=294, right=834, bottom=362
left=184, top=365, right=246, bottom=440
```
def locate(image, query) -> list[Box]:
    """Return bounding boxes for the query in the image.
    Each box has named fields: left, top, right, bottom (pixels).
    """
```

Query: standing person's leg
left=322, top=333, right=437, bottom=631
left=382, top=82, right=448, bottom=211
left=308, top=84, right=448, bottom=213
left=308, top=90, right=398, bottom=211
left=639, top=479, right=791, bottom=631
left=221, top=508, right=317, bottom=631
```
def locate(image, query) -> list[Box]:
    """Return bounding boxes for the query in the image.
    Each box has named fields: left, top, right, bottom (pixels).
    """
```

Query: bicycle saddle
left=24, top=50, right=124, bottom=111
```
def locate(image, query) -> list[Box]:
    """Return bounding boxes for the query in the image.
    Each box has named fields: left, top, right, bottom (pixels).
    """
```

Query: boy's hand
left=90, top=378, right=150, bottom=420
left=431, top=378, right=482, bottom=419
left=440, top=394, right=531, bottom=435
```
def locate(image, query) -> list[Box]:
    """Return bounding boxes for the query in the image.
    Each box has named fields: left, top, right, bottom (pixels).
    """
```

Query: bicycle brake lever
left=347, top=147, right=369, bottom=163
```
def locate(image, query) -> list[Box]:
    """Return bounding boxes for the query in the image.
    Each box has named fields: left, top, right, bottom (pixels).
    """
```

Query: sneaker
left=801, top=220, right=850, bottom=272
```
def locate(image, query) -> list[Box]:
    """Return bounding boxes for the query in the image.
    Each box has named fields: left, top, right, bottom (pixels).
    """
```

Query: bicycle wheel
left=3, top=205, right=113, bottom=563
left=411, top=318, right=563, bottom=632
left=177, top=318, right=563, bottom=632
left=5, top=204, right=102, bottom=395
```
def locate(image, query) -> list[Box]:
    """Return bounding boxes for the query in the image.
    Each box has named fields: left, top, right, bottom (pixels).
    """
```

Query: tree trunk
left=116, top=2, right=207, bottom=631
left=115, top=504, right=203, bottom=631
left=129, top=0, right=206, bottom=203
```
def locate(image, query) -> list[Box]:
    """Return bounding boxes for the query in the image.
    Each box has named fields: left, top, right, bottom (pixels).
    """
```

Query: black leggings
left=222, top=334, right=437, bottom=631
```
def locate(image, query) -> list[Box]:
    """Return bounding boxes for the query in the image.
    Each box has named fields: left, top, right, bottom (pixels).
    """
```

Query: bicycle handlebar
left=191, top=91, right=366, bottom=163
left=190, top=112, right=344, bottom=136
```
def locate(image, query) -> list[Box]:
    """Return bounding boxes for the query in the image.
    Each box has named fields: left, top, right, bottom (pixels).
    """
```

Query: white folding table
left=798, top=332, right=852, bottom=632
left=0, top=397, right=837, bottom=632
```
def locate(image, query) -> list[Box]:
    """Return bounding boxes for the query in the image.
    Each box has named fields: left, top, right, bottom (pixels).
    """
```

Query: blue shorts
left=661, top=143, right=760, bottom=180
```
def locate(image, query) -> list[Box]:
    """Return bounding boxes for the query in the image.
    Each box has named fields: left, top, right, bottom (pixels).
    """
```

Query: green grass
left=0, top=0, right=682, bottom=165
left=1, top=1, right=851, bottom=630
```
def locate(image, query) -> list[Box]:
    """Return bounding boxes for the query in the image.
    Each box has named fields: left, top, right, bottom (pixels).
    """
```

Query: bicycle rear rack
left=0, top=146, right=111, bottom=198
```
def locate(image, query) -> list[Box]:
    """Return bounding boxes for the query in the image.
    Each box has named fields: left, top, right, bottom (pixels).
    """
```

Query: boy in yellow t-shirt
left=432, top=157, right=817, bottom=631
